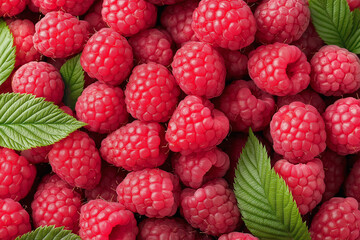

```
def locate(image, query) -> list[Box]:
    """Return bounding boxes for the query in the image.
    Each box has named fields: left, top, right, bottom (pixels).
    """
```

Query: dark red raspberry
left=166, top=95, right=229, bottom=155
left=79, top=199, right=138, bottom=240
left=219, top=232, right=259, bottom=240
left=33, top=0, right=94, bottom=15
left=310, top=197, right=360, bottom=240
left=84, top=0, right=107, bottom=34
left=348, top=0, right=360, bottom=10
left=125, top=62, right=180, bottom=122
left=33, top=11, right=89, bottom=59
left=21, top=145, right=52, bottom=164
left=0, top=198, right=31, bottom=240
left=172, top=41, right=226, bottom=98
left=12, top=61, right=64, bottom=104
left=117, top=168, right=181, bottom=218
left=180, top=178, right=241, bottom=236
left=192, top=0, right=256, bottom=50
left=274, top=158, right=325, bottom=215
left=293, top=23, right=324, bottom=59
left=48, top=131, right=101, bottom=189
left=248, top=43, right=311, bottom=96
left=102, top=0, right=157, bottom=37
left=345, top=157, right=360, bottom=202
left=215, top=80, right=275, bottom=132
left=80, top=28, right=133, bottom=86
left=0, top=0, right=27, bottom=17
left=217, top=48, right=248, bottom=80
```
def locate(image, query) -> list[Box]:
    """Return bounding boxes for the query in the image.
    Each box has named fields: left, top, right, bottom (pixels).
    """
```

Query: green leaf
left=16, top=226, right=81, bottom=240
left=233, top=129, right=311, bottom=240
left=0, top=18, right=16, bottom=86
left=347, top=9, right=360, bottom=53
left=0, top=93, right=86, bottom=150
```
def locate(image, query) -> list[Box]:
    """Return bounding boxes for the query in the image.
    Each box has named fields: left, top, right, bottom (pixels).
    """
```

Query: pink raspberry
left=100, top=120, right=168, bottom=171
left=166, top=95, right=229, bottom=155
left=345, top=157, right=360, bottom=202
left=310, top=45, right=360, bottom=96
left=79, top=199, right=138, bottom=240
left=48, top=131, right=102, bottom=189
left=80, top=28, right=133, bottom=86
left=293, top=23, right=324, bottom=59
left=180, top=178, right=241, bottom=236
left=215, top=80, right=275, bottom=132
left=254, top=0, right=310, bottom=44
left=12, top=61, right=64, bottom=104
left=219, top=232, right=259, bottom=240
left=172, top=41, right=226, bottom=98
left=117, top=168, right=181, bottom=218
left=33, top=11, right=89, bottom=59
left=84, top=0, right=107, bottom=34
left=0, top=0, right=27, bottom=17
left=192, top=0, right=256, bottom=50
left=21, top=145, right=52, bottom=164
left=102, top=0, right=157, bottom=37
left=0, top=198, right=31, bottom=240
left=248, top=43, right=311, bottom=96
left=310, top=197, right=360, bottom=240
left=172, top=147, right=230, bottom=188
left=125, top=62, right=180, bottom=122
left=33, top=0, right=94, bottom=15
left=146, top=0, right=185, bottom=6
left=217, top=48, right=248, bottom=80
left=348, top=0, right=360, bottom=10
left=274, top=158, right=325, bottom=215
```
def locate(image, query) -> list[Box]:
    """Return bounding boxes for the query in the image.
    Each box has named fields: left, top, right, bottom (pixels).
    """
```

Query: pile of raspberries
left=1, top=0, right=360, bottom=239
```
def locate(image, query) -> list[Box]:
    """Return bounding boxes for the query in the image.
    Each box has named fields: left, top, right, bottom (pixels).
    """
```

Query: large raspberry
left=293, top=23, right=324, bottom=59
left=84, top=0, right=107, bottom=34
left=248, top=43, right=311, bottom=96
left=165, top=95, right=229, bottom=155
left=345, top=157, right=360, bottom=202
left=21, top=145, right=52, bottom=164
left=0, top=0, right=27, bottom=17
left=192, top=0, right=256, bottom=50
left=217, top=48, right=248, bottom=80
left=80, top=28, right=133, bottom=86
left=219, top=232, right=259, bottom=240
left=117, top=168, right=181, bottom=218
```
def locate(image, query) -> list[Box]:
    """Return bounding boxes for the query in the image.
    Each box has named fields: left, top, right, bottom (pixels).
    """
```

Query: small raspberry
left=171, top=41, right=226, bottom=98
left=217, top=48, right=248, bottom=80
left=345, top=157, right=360, bottom=202
left=117, top=168, right=181, bottom=218
left=20, top=145, right=52, bottom=164
left=165, top=95, right=229, bottom=155
left=79, top=199, right=138, bottom=240
left=146, top=0, right=185, bottom=5
left=219, top=232, right=259, bottom=240
left=293, top=23, right=324, bottom=59
left=84, top=0, right=107, bottom=34
left=310, top=197, right=360, bottom=240
left=248, top=43, right=311, bottom=96
left=33, top=0, right=94, bottom=16
left=12, top=61, right=64, bottom=104
left=192, top=0, right=256, bottom=50
left=0, top=0, right=27, bottom=17
left=80, top=28, right=133, bottom=86
left=348, top=0, right=360, bottom=10
left=125, top=62, right=180, bottom=122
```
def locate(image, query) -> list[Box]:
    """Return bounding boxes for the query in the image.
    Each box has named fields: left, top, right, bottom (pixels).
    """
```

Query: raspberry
left=0, top=148, right=36, bottom=201
left=293, top=23, right=324, bottom=59
left=128, top=28, right=174, bottom=66
left=80, top=28, right=133, bottom=86
left=310, top=197, right=360, bottom=240
left=345, top=157, right=360, bottom=202
left=12, top=61, right=64, bottom=104
left=0, top=0, right=27, bottom=17
left=124, top=63, right=180, bottom=122
left=254, top=0, right=310, bottom=44
left=32, top=0, right=94, bottom=16
left=117, top=168, right=181, bottom=218
left=323, top=97, right=360, bottom=155
left=102, top=0, right=157, bottom=37
left=180, top=178, right=241, bottom=236
left=248, top=43, right=311, bottom=96
left=215, top=80, right=275, bottom=132
left=274, top=158, right=325, bottom=215
left=165, top=95, right=229, bottom=155
left=84, top=0, right=107, bottom=34
left=0, top=198, right=31, bottom=240
left=79, top=199, right=138, bottom=240
left=219, top=232, right=259, bottom=240
left=217, top=48, right=248, bottom=80
left=48, top=131, right=101, bottom=189
left=192, top=0, right=256, bottom=50
left=21, top=145, right=52, bottom=164
left=146, top=0, right=185, bottom=5
left=171, top=41, right=226, bottom=98
left=270, top=102, right=326, bottom=162
left=348, top=0, right=360, bottom=10
left=310, top=45, right=360, bottom=96
left=172, top=147, right=230, bottom=188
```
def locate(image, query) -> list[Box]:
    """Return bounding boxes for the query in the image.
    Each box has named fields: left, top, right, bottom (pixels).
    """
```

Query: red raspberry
left=117, top=168, right=181, bottom=218
left=80, top=28, right=133, bottom=86
left=310, top=45, right=360, bottom=96
left=254, top=0, right=310, bottom=44
left=215, top=80, right=275, bottom=132
left=172, top=41, right=226, bottom=98
left=0, top=198, right=31, bottom=240
left=248, top=43, right=311, bottom=96
left=192, top=0, right=256, bottom=50
left=345, top=157, right=360, bottom=202
left=293, top=23, right=324, bottom=59
left=217, top=48, right=248, bottom=80
left=0, top=0, right=27, bottom=17
left=32, top=0, right=94, bottom=16
left=146, top=0, right=185, bottom=5
left=310, top=197, right=360, bottom=240
left=84, top=0, right=107, bottom=34
left=48, top=131, right=101, bottom=189
left=166, top=95, right=229, bottom=155
left=21, top=145, right=52, bottom=164
left=219, top=232, right=259, bottom=240
left=79, top=199, right=138, bottom=240
left=180, top=178, right=241, bottom=236
left=172, top=147, right=230, bottom=188
left=12, top=61, right=64, bottom=104
left=348, top=0, right=360, bottom=10
left=274, top=158, right=325, bottom=215
left=125, top=62, right=180, bottom=122
left=102, top=0, right=157, bottom=37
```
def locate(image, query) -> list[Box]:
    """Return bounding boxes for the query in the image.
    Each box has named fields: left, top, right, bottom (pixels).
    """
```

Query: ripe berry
left=0, top=0, right=27, bottom=17
left=21, top=145, right=52, bottom=164
left=345, top=157, right=360, bottom=202
left=293, top=23, right=324, bottom=59
left=84, top=0, right=107, bottom=34
left=219, top=232, right=259, bottom=240
left=32, top=0, right=94, bottom=15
